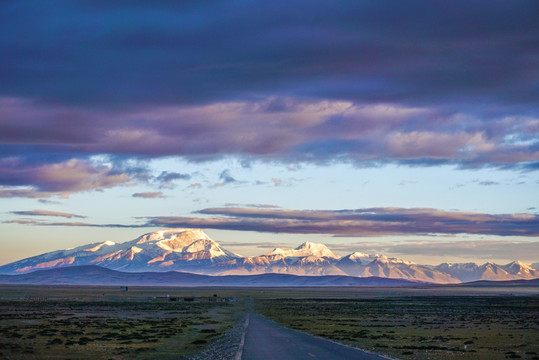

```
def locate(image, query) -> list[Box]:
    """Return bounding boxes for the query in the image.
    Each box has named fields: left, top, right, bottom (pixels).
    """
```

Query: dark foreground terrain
left=0, top=285, right=537, bottom=359
left=0, top=297, right=243, bottom=359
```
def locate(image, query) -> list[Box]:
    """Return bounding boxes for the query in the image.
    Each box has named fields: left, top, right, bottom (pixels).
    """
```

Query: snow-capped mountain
left=433, top=261, right=539, bottom=282
left=0, top=229, right=241, bottom=274
left=0, top=229, right=537, bottom=284
left=216, top=242, right=346, bottom=276
left=336, top=254, right=459, bottom=283
left=267, top=242, right=339, bottom=261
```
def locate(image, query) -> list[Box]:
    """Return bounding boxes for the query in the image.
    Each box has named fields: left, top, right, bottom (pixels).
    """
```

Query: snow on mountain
left=0, top=240, right=120, bottom=274
left=433, top=261, right=538, bottom=282
left=0, top=229, right=241, bottom=274
left=0, top=229, right=537, bottom=284
left=267, top=242, right=339, bottom=260
left=337, top=254, right=459, bottom=283
left=339, top=252, right=371, bottom=264
left=216, top=242, right=344, bottom=276
left=501, top=261, right=536, bottom=276
left=84, top=241, right=116, bottom=252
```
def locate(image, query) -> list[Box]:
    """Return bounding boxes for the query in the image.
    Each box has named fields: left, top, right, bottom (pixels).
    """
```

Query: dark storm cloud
left=0, top=0, right=537, bottom=171
left=1, top=1, right=537, bottom=107
left=145, top=207, right=539, bottom=237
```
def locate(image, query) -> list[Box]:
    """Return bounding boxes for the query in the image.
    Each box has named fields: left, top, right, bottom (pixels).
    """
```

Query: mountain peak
left=339, top=252, right=373, bottom=264
left=506, top=260, right=528, bottom=267
left=267, top=242, right=339, bottom=259
left=136, top=228, right=210, bottom=245
left=296, top=242, right=339, bottom=259
left=346, top=252, right=370, bottom=259
left=84, top=240, right=116, bottom=252
left=295, top=241, right=324, bottom=250
left=502, top=261, right=534, bottom=275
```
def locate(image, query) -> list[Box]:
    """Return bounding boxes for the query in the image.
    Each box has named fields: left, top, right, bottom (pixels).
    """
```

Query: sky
left=0, top=0, right=538, bottom=266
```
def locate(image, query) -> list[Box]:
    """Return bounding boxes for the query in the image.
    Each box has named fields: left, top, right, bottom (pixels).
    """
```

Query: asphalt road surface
left=241, top=313, right=391, bottom=360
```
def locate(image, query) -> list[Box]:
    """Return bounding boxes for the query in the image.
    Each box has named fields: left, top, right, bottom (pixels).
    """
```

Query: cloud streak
left=3, top=219, right=144, bottom=229
left=6, top=206, right=539, bottom=238
left=132, top=192, right=166, bottom=199
left=145, top=207, right=539, bottom=237
left=9, top=210, right=85, bottom=219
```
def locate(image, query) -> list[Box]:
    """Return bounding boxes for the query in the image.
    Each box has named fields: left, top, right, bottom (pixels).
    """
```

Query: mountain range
left=0, top=265, right=422, bottom=287
left=0, top=229, right=537, bottom=284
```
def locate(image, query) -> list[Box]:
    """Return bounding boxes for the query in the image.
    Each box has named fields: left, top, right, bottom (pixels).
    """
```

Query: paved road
left=241, top=313, right=391, bottom=360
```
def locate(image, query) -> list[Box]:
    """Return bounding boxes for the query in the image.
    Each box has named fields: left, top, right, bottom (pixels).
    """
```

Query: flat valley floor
left=0, top=284, right=537, bottom=360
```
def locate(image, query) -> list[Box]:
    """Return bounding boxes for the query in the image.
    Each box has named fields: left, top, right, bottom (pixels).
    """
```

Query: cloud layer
left=145, top=207, right=539, bottom=237
left=0, top=0, right=537, bottom=183
left=1, top=98, right=537, bottom=170
left=8, top=206, right=538, bottom=238
left=2, top=1, right=537, bottom=106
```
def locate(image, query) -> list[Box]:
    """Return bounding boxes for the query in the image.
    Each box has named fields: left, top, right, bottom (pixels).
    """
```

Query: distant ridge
left=460, top=278, right=539, bottom=287
left=0, top=265, right=424, bottom=287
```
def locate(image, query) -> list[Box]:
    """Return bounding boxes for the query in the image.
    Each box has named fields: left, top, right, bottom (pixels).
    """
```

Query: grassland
left=257, top=296, right=539, bottom=360
left=0, top=285, right=537, bottom=359
left=0, top=297, right=244, bottom=359
left=1, top=282, right=537, bottom=301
